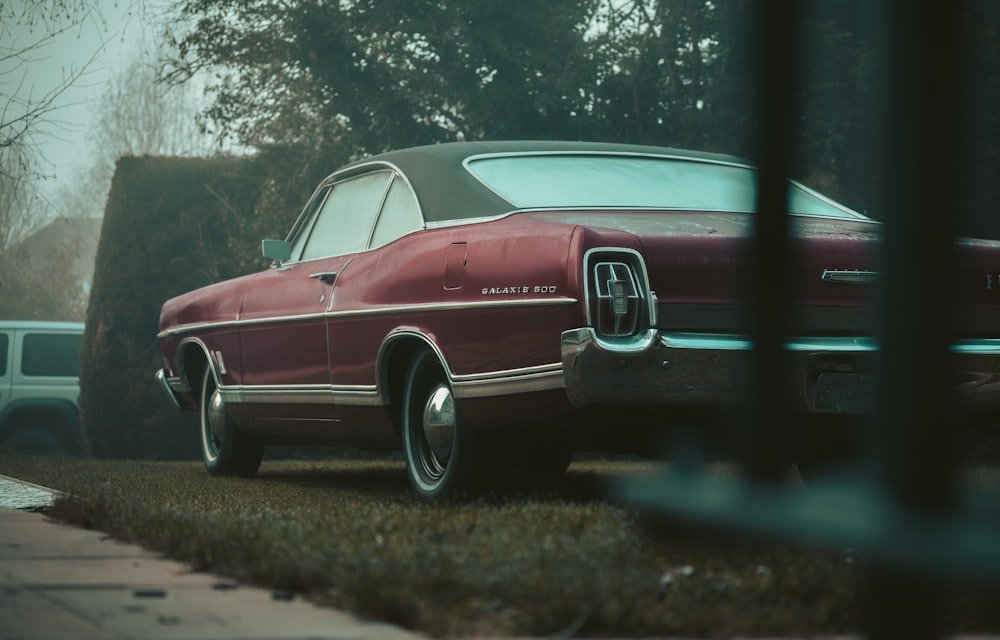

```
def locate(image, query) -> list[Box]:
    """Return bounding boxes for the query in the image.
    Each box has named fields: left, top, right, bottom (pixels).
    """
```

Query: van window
left=21, top=333, right=82, bottom=377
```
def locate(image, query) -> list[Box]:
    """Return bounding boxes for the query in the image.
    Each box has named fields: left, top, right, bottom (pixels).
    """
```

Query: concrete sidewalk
left=0, top=475, right=420, bottom=640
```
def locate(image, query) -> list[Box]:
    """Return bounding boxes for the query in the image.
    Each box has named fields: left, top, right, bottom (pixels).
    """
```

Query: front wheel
left=402, top=350, right=490, bottom=500
left=199, top=363, right=263, bottom=477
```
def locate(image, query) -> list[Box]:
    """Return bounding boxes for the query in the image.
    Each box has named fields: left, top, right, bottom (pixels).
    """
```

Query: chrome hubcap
left=422, top=384, right=455, bottom=460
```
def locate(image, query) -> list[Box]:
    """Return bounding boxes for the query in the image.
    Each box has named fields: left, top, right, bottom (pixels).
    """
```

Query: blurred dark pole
left=745, top=0, right=799, bottom=482
left=869, top=1, right=965, bottom=638
left=878, top=0, right=962, bottom=524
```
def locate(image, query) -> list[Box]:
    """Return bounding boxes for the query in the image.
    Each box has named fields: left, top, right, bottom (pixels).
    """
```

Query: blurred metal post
left=615, top=3, right=1000, bottom=636
left=869, top=1, right=965, bottom=637
left=745, top=0, right=799, bottom=482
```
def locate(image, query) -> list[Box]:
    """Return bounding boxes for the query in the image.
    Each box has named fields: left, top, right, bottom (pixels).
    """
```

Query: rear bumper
left=560, top=328, right=1000, bottom=413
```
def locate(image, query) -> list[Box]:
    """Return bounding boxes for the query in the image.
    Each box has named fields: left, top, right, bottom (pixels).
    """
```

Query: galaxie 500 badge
left=482, top=285, right=558, bottom=295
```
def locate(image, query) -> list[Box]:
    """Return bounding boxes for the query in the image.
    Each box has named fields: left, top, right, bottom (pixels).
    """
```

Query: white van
left=0, top=321, right=84, bottom=455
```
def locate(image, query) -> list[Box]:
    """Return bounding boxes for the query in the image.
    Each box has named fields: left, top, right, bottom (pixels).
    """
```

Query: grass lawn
left=2, top=454, right=998, bottom=638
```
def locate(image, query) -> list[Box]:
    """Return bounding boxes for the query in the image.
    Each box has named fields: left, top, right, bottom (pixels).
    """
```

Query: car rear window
left=465, top=154, right=865, bottom=220
left=21, top=333, right=82, bottom=377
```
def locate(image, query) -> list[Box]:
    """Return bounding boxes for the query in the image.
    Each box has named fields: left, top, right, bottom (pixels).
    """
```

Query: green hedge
left=80, top=155, right=268, bottom=459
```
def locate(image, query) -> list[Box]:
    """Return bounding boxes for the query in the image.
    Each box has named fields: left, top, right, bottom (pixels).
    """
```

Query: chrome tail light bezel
left=583, top=247, right=657, bottom=340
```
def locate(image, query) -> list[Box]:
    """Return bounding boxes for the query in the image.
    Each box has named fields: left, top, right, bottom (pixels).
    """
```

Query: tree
left=57, top=38, right=218, bottom=224
left=0, top=140, right=98, bottom=321
left=0, top=0, right=103, bottom=252
left=587, top=0, right=736, bottom=150
left=0, top=0, right=106, bottom=153
left=1, top=30, right=215, bottom=322
left=166, top=0, right=599, bottom=159
left=162, top=0, right=603, bottom=246
left=0, top=141, right=40, bottom=250
left=164, top=0, right=1000, bottom=223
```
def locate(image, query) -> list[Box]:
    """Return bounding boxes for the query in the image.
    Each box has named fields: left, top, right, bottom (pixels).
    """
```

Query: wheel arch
left=0, top=399, right=82, bottom=453
left=376, top=329, right=451, bottom=431
left=176, top=337, right=218, bottom=396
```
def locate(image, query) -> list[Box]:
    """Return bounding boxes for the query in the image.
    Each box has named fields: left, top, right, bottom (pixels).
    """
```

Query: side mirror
left=261, top=239, right=291, bottom=269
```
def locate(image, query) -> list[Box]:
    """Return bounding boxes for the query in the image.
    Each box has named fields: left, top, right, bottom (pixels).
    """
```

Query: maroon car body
left=156, top=141, right=1000, bottom=499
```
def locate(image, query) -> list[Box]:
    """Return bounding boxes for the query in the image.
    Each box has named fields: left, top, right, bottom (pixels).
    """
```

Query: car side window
left=299, top=171, right=393, bottom=261
left=0, top=333, right=8, bottom=377
left=369, top=175, right=423, bottom=249
left=289, top=186, right=333, bottom=261
left=21, top=333, right=82, bottom=377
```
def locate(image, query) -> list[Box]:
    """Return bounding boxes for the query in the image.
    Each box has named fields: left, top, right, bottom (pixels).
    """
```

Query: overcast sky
left=5, top=1, right=169, bottom=192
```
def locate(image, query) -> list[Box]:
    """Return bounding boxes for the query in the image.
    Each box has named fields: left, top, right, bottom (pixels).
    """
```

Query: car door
left=238, top=171, right=394, bottom=427
left=325, top=173, right=425, bottom=391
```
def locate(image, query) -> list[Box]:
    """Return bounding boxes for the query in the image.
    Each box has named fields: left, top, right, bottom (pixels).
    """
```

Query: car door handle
left=308, top=271, right=338, bottom=284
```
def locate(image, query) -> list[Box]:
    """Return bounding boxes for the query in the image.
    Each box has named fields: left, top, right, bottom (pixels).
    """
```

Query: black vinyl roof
left=335, top=140, right=748, bottom=223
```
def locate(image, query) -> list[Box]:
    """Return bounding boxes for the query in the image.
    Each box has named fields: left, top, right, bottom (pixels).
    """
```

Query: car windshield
left=465, top=154, right=865, bottom=220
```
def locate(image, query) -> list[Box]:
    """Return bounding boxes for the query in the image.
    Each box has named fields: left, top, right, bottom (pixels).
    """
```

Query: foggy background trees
left=3, top=0, right=1000, bottom=321
left=1, top=0, right=992, bottom=457
left=164, top=0, right=998, bottom=228
left=1, top=1, right=208, bottom=319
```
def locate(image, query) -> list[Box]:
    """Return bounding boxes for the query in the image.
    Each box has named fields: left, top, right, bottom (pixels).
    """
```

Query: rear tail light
left=594, top=261, right=641, bottom=336
left=586, top=249, right=655, bottom=339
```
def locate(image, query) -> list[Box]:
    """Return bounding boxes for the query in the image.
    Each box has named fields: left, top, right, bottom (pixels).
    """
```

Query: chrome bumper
left=560, top=328, right=1000, bottom=412
left=155, top=368, right=190, bottom=409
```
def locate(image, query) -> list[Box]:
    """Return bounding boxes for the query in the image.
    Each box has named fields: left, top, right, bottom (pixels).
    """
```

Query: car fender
left=376, top=326, right=450, bottom=405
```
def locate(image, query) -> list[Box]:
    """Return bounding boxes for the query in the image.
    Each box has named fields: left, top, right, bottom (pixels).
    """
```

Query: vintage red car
left=156, top=140, right=1000, bottom=499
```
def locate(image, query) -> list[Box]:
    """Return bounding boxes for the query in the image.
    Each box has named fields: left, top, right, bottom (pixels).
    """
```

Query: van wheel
left=199, top=364, right=263, bottom=477
left=0, top=428, right=73, bottom=455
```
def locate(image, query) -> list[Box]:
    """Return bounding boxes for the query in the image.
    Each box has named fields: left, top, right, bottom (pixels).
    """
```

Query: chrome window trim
left=298, top=170, right=395, bottom=261
left=426, top=206, right=880, bottom=226
left=790, top=180, right=869, bottom=220
left=424, top=212, right=517, bottom=229
left=462, top=150, right=755, bottom=205
left=282, top=162, right=427, bottom=265
left=461, top=151, right=869, bottom=222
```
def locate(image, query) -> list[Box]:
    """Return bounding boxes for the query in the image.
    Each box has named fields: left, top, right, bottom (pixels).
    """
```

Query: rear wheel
left=402, top=349, right=490, bottom=500
left=199, top=364, right=263, bottom=477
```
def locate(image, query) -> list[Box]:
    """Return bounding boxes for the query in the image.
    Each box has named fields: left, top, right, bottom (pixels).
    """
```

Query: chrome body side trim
left=452, top=363, right=565, bottom=399
left=327, top=297, right=577, bottom=319
left=822, top=269, right=880, bottom=284
left=156, top=299, right=576, bottom=339
left=214, top=363, right=566, bottom=406
left=218, top=384, right=382, bottom=407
